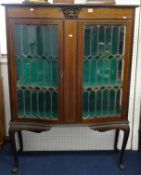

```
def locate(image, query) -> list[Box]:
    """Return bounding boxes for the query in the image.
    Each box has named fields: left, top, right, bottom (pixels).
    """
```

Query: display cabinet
left=3, top=3, right=137, bottom=173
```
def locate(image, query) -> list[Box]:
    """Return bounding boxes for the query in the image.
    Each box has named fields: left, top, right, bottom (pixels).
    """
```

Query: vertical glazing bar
left=50, top=25, right=53, bottom=87
left=117, top=26, right=120, bottom=55
left=37, top=90, right=39, bottom=117
left=121, top=58, right=124, bottom=84
left=43, top=58, right=46, bottom=87
left=30, top=89, right=32, bottom=117
left=89, top=27, right=92, bottom=87
left=23, top=89, right=26, bottom=117
left=50, top=25, right=53, bottom=100
left=102, top=26, right=107, bottom=85
left=109, top=26, right=112, bottom=53
left=51, top=59, right=53, bottom=88
left=95, top=90, right=97, bottom=117
left=89, top=60, right=91, bottom=87
left=36, top=27, right=39, bottom=85
left=43, top=26, right=46, bottom=86
left=115, top=58, right=118, bottom=85
left=97, top=25, right=100, bottom=55
left=43, top=90, right=46, bottom=118
left=120, top=88, right=123, bottom=107
left=114, top=89, right=118, bottom=114
left=122, top=26, right=126, bottom=55
left=29, top=26, right=32, bottom=86
left=109, top=26, right=114, bottom=85
left=101, top=89, right=104, bottom=116
left=21, top=25, right=24, bottom=55
left=95, top=25, right=99, bottom=85
left=50, top=25, right=53, bottom=118
left=121, top=27, right=126, bottom=82
left=50, top=91, right=53, bottom=118
left=119, top=26, right=125, bottom=85
left=107, top=90, right=110, bottom=114
left=116, top=26, right=120, bottom=85
left=88, top=91, right=90, bottom=117
left=21, top=26, right=24, bottom=85
left=90, top=26, right=92, bottom=57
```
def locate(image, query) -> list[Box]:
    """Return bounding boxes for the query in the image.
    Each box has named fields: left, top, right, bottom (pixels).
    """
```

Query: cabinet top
left=2, top=3, right=138, bottom=8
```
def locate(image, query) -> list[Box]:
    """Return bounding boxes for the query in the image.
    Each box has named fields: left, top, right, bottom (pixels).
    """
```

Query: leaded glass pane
left=83, top=24, right=126, bottom=119
left=15, top=24, right=59, bottom=119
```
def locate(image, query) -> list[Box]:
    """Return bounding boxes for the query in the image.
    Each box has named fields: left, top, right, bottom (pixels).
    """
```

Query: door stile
left=63, top=20, right=79, bottom=123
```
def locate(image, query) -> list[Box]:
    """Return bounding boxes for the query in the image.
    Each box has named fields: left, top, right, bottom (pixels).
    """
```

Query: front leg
left=17, top=131, right=23, bottom=152
left=90, top=122, right=130, bottom=170
left=114, top=129, right=120, bottom=152
left=119, top=125, right=130, bottom=170
left=9, top=125, right=19, bottom=173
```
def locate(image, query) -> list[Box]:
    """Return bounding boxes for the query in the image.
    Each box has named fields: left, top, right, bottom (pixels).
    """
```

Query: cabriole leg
left=90, top=122, right=130, bottom=170
left=9, top=125, right=19, bottom=173
left=17, top=131, right=23, bottom=152
left=119, top=125, right=130, bottom=170
left=114, top=129, right=120, bottom=151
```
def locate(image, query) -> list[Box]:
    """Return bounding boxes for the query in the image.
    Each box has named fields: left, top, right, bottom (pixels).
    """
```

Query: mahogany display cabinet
left=3, top=2, right=137, bottom=173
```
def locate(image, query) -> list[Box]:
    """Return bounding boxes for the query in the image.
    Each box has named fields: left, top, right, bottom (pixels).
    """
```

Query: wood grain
left=63, top=20, right=79, bottom=123
left=79, top=8, right=133, bottom=19
left=7, top=7, right=64, bottom=18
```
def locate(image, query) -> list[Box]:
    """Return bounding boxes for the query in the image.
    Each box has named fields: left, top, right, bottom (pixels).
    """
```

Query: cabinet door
left=78, top=21, right=132, bottom=123
left=8, top=19, right=63, bottom=123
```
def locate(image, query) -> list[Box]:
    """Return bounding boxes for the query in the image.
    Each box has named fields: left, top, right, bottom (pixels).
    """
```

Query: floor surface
left=0, top=143, right=141, bottom=175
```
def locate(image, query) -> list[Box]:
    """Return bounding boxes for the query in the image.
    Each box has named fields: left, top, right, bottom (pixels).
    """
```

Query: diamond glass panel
left=15, top=24, right=59, bottom=119
left=83, top=25, right=126, bottom=119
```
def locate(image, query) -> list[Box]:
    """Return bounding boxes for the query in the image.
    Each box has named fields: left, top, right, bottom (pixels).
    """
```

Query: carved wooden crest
left=62, top=7, right=81, bottom=19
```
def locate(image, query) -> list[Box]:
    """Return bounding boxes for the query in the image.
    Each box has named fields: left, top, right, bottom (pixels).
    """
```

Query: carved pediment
left=62, top=7, right=81, bottom=19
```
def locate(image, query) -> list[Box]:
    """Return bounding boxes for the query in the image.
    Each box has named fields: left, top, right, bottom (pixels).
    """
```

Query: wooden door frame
left=7, top=18, right=64, bottom=124
left=77, top=19, right=133, bottom=124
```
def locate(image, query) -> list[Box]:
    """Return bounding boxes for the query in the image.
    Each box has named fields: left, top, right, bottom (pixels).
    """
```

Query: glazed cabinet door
left=78, top=20, right=132, bottom=123
left=8, top=19, right=63, bottom=123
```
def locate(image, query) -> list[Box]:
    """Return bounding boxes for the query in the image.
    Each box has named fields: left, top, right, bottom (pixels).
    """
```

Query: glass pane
left=15, top=24, right=59, bottom=120
left=83, top=24, right=126, bottom=119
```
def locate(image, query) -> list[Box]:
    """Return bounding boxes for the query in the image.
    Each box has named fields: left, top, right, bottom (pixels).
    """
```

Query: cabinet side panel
left=122, top=20, right=134, bottom=120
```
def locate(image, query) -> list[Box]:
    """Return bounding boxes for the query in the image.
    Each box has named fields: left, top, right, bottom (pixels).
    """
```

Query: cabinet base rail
left=9, top=121, right=129, bottom=173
